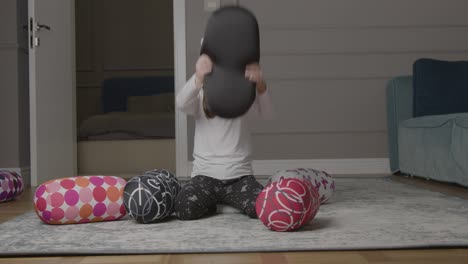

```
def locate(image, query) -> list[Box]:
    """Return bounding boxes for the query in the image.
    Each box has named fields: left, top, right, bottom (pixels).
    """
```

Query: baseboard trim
left=0, top=167, right=31, bottom=186
left=187, top=158, right=390, bottom=176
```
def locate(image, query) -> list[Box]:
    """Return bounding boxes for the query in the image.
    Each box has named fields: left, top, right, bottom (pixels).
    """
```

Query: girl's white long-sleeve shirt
left=176, top=75, right=274, bottom=180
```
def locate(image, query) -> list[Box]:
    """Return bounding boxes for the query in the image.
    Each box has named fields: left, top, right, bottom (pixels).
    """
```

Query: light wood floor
left=1, top=174, right=467, bottom=264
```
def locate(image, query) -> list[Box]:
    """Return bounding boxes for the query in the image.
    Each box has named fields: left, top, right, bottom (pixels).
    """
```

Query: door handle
left=36, top=23, right=51, bottom=31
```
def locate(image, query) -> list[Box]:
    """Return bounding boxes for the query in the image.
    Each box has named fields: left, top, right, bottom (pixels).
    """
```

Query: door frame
left=29, top=0, right=38, bottom=186
left=29, top=0, right=188, bottom=183
left=173, top=0, right=189, bottom=177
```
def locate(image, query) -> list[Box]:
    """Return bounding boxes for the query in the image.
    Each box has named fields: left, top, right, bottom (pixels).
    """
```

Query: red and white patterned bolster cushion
left=269, top=168, right=336, bottom=203
left=33, top=176, right=127, bottom=224
left=0, top=170, right=24, bottom=202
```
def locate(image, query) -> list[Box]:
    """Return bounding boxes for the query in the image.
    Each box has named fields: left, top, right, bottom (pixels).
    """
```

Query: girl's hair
left=202, top=94, right=216, bottom=119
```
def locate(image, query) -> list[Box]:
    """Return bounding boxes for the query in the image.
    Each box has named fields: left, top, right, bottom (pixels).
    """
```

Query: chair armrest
left=386, top=76, right=413, bottom=173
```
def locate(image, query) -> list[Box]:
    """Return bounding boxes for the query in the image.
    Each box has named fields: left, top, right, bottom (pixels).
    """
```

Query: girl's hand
left=195, top=54, right=213, bottom=88
left=245, top=63, right=267, bottom=94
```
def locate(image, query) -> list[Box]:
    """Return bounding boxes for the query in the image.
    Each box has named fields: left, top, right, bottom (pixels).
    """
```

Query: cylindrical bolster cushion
left=269, top=168, right=336, bottom=204
left=256, top=177, right=320, bottom=232
left=34, top=176, right=127, bottom=224
left=201, top=6, right=259, bottom=118
left=0, top=170, right=24, bottom=202
left=123, top=169, right=181, bottom=223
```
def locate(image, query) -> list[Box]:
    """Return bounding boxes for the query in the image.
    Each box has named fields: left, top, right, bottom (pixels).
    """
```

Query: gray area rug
left=1, top=176, right=468, bottom=256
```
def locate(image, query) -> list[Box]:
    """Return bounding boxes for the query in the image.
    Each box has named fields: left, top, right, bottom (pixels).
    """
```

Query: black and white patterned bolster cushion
left=123, top=169, right=180, bottom=224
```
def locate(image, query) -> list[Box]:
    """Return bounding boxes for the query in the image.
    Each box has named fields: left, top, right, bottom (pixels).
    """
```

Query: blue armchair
left=386, top=76, right=468, bottom=187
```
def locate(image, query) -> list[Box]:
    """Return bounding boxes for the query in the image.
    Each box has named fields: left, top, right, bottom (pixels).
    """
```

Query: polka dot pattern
left=33, top=176, right=127, bottom=224
left=0, top=170, right=24, bottom=202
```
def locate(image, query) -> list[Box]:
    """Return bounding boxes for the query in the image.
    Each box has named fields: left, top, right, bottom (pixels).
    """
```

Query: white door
left=29, top=0, right=76, bottom=186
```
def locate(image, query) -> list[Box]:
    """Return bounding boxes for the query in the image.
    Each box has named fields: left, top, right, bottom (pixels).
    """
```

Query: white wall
left=185, top=0, right=468, bottom=163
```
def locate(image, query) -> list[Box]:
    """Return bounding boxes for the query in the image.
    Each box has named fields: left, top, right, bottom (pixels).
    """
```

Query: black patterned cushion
left=123, top=169, right=180, bottom=223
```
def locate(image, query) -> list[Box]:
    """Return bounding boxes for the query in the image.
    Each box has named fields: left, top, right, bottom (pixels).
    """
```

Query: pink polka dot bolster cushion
left=0, top=170, right=24, bottom=202
left=33, top=176, right=127, bottom=224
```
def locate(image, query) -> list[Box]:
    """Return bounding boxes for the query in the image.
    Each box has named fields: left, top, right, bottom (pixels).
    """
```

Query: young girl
left=174, top=54, right=274, bottom=220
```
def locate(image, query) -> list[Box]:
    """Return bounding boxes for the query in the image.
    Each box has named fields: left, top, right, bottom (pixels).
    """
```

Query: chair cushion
left=401, top=113, right=468, bottom=128
left=455, top=114, right=468, bottom=127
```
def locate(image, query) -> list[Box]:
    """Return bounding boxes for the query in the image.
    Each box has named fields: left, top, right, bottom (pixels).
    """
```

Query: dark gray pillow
left=200, top=6, right=259, bottom=118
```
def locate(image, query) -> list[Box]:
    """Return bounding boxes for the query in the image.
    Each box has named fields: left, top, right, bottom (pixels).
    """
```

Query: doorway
left=74, top=0, right=176, bottom=178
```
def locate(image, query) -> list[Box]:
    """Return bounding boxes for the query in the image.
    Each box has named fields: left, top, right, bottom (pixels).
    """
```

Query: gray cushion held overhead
left=200, top=6, right=260, bottom=118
